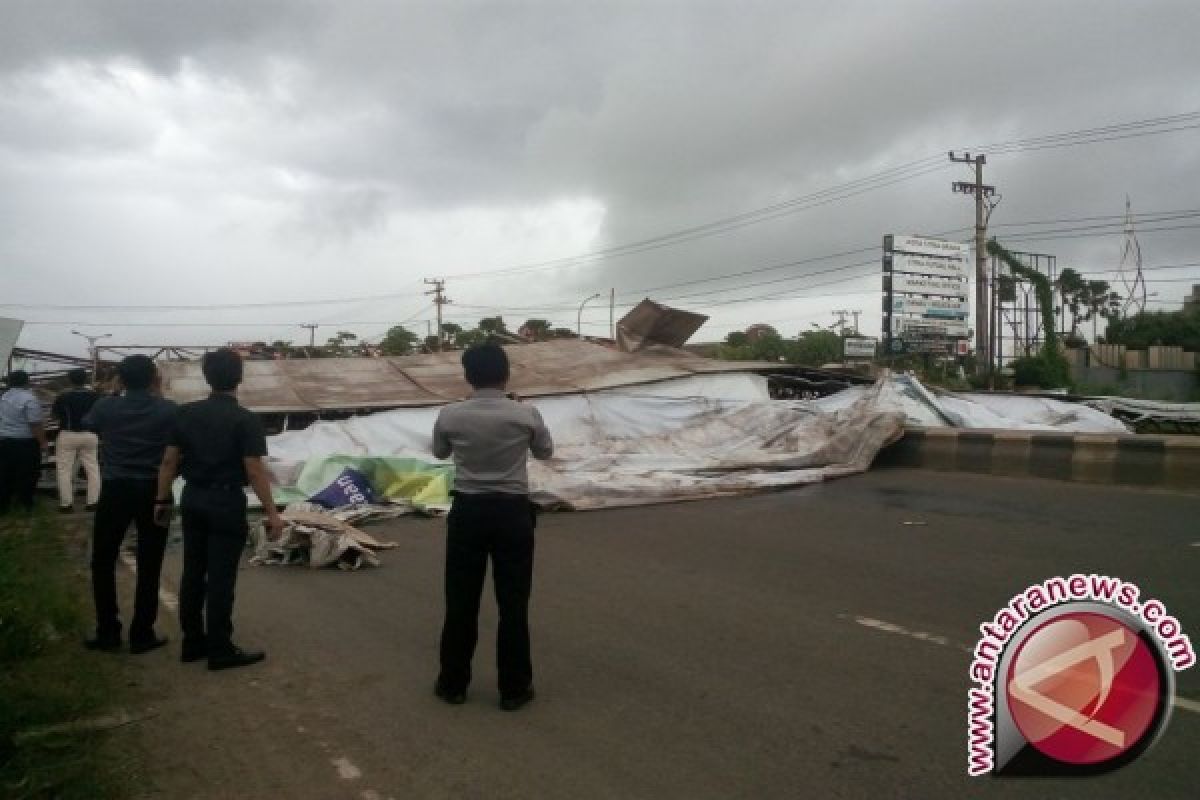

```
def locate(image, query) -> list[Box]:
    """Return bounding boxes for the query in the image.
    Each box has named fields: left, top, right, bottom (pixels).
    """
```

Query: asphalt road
left=116, top=469, right=1199, bottom=799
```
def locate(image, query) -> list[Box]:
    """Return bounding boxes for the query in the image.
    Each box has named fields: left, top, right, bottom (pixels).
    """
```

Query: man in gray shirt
left=0, top=370, right=47, bottom=514
left=432, top=343, right=553, bottom=711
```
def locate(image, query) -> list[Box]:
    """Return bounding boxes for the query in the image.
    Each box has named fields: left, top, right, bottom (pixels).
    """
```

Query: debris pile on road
left=266, top=375, right=907, bottom=511
left=250, top=503, right=398, bottom=570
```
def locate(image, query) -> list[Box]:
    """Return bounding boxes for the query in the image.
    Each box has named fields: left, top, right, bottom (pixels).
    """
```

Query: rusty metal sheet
left=616, top=299, right=709, bottom=352
left=159, top=340, right=776, bottom=413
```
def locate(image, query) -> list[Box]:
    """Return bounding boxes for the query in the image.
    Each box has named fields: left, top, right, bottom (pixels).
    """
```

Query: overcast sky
left=3, top=0, right=1199, bottom=360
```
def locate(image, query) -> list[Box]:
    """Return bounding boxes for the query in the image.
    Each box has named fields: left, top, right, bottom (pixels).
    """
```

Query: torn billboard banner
left=812, top=373, right=1130, bottom=433
left=265, top=374, right=906, bottom=511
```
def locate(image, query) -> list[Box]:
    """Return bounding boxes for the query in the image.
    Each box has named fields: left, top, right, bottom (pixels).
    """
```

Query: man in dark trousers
left=82, top=356, right=176, bottom=653
left=0, top=370, right=47, bottom=515
left=52, top=368, right=101, bottom=512
left=432, top=343, right=554, bottom=711
left=155, top=348, right=283, bottom=670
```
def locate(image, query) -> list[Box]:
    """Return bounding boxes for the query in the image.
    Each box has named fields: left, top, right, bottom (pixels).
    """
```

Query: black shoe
left=84, top=636, right=122, bottom=653
left=208, top=646, right=265, bottom=671
left=434, top=682, right=466, bottom=705
left=500, top=688, right=535, bottom=712
left=84, top=503, right=99, bottom=512
left=129, top=634, right=169, bottom=654
left=180, top=639, right=208, bottom=663
left=58, top=505, right=74, bottom=514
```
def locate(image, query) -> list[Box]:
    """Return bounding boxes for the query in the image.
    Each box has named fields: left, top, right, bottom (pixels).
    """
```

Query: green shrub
left=1010, top=354, right=1071, bottom=389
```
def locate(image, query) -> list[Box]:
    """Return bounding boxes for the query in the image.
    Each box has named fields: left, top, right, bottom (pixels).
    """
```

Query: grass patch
left=0, top=509, right=131, bottom=799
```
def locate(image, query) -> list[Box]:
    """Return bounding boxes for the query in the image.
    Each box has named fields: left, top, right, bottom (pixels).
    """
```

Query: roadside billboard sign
left=843, top=337, right=877, bottom=359
left=887, top=273, right=969, bottom=297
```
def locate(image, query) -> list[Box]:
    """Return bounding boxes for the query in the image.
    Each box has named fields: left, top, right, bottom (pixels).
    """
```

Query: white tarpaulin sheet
left=1083, top=396, right=1200, bottom=425
left=267, top=374, right=905, bottom=511
left=813, top=373, right=1130, bottom=433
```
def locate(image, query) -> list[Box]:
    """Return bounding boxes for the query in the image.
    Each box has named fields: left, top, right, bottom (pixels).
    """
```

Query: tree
left=321, top=330, right=358, bottom=357
left=455, top=328, right=488, bottom=348
left=791, top=330, right=842, bottom=366
left=724, top=331, right=749, bottom=348
left=748, top=332, right=789, bottom=362
left=379, top=325, right=418, bottom=356
left=1105, top=308, right=1200, bottom=351
left=521, top=319, right=551, bottom=340
left=478, top=316, right=508, bottom=335
left=1056, top=268, right=1123, bottom=340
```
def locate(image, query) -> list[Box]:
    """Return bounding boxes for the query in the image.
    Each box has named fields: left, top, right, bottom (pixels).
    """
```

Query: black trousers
left=438, top=493, right=536, bottom=697
left=0, top=437, right=41, bottom=514
left=179, top=483, right=248, bottom=655
left=91, top=478, right=168, bottom=641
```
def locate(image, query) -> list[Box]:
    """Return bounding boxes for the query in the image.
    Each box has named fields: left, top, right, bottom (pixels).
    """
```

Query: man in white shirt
left=0, top=370, right=47, bottom=514
left=431, top=343, right=554, bottom=711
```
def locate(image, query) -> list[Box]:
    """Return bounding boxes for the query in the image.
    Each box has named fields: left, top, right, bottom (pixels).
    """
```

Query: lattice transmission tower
left=1117, top=196, right=1147, bottom=316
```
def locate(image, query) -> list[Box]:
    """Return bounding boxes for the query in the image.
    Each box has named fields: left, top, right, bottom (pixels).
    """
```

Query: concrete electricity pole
left=424, top=278, right=451, bottom=352
left=950, top=152, right=996, bottom=372
left=609, top=288, right=615, bottom=341
left=832, top=310, right=861, bottom=335
left=300, top=323, right=318, bottom=348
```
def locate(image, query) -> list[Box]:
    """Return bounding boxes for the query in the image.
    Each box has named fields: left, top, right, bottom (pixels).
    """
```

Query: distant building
left=1185, top=284, right=1200, bottom=312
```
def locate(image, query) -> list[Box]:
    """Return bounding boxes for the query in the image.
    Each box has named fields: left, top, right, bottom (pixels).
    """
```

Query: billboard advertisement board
left=887, top=273, right=968, bottom=297
left=889, top=316, right=970, bottom=338
left=886, top=252, right=968, bottom=279
left=889, top=296, right=970, bottom=318
left=884, top=234, right=970, bottom=261
left=843, top=337, right=877, bottom=359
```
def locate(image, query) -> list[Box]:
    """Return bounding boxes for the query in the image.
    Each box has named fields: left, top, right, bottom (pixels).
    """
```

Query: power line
left=7, top=110, right=1200, bottom=315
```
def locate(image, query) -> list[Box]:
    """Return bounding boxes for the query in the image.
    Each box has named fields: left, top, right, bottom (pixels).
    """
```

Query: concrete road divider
left=876, top=428, right=1200, bottom=491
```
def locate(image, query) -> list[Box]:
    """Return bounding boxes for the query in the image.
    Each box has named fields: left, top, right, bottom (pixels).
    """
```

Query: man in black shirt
left=82, top=356, right=177, bottom=653
left=52, top=368, right=101, bottom=512
left=155, top=348, right=283, bottom=671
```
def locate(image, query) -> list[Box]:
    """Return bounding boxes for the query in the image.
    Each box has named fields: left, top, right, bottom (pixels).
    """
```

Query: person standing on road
left=432, top=342, right=554, bottom=711
left=52, top=368, right=101, bottom=512
left=83, top=356, right=177, bottom=653
left=0, top=370, right=48, bottom=515
left=155, top=348, right=284, bottom=671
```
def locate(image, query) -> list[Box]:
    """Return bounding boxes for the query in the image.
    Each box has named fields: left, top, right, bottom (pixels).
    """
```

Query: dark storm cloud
left=1, top=1, right=1199, bottom=354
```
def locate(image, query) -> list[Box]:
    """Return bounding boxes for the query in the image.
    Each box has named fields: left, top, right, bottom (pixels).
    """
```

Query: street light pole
left=577, top=293, right=602, bottom=338
left=71, top=330, right=112, bottom=380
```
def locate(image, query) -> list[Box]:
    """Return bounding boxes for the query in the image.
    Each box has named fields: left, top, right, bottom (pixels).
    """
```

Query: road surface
left=99, top=469, right=1198, bottom=799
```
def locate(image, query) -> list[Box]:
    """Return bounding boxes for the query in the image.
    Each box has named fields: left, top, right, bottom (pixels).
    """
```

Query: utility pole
left=950, top=152, right=996, bottom=374
left=609, top=288, right=615, bottom=341
left=424, top=278, right=450, bottom=352
left=300, top=323, right=318, bottom=348
left=831, top=310, right=859, bottom=334
left=834, top=309, right=863, bottom=335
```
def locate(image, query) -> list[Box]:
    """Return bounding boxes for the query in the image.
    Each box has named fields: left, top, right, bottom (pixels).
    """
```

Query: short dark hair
left=68, top=368, right=88, bottom=387
left=461, top=343, right=509, bottom=389
left=117, top=355, right=156, bottom=391
left=202, top=348, right=243, bottom=392
left=6, top=370, right=30, bottom=388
